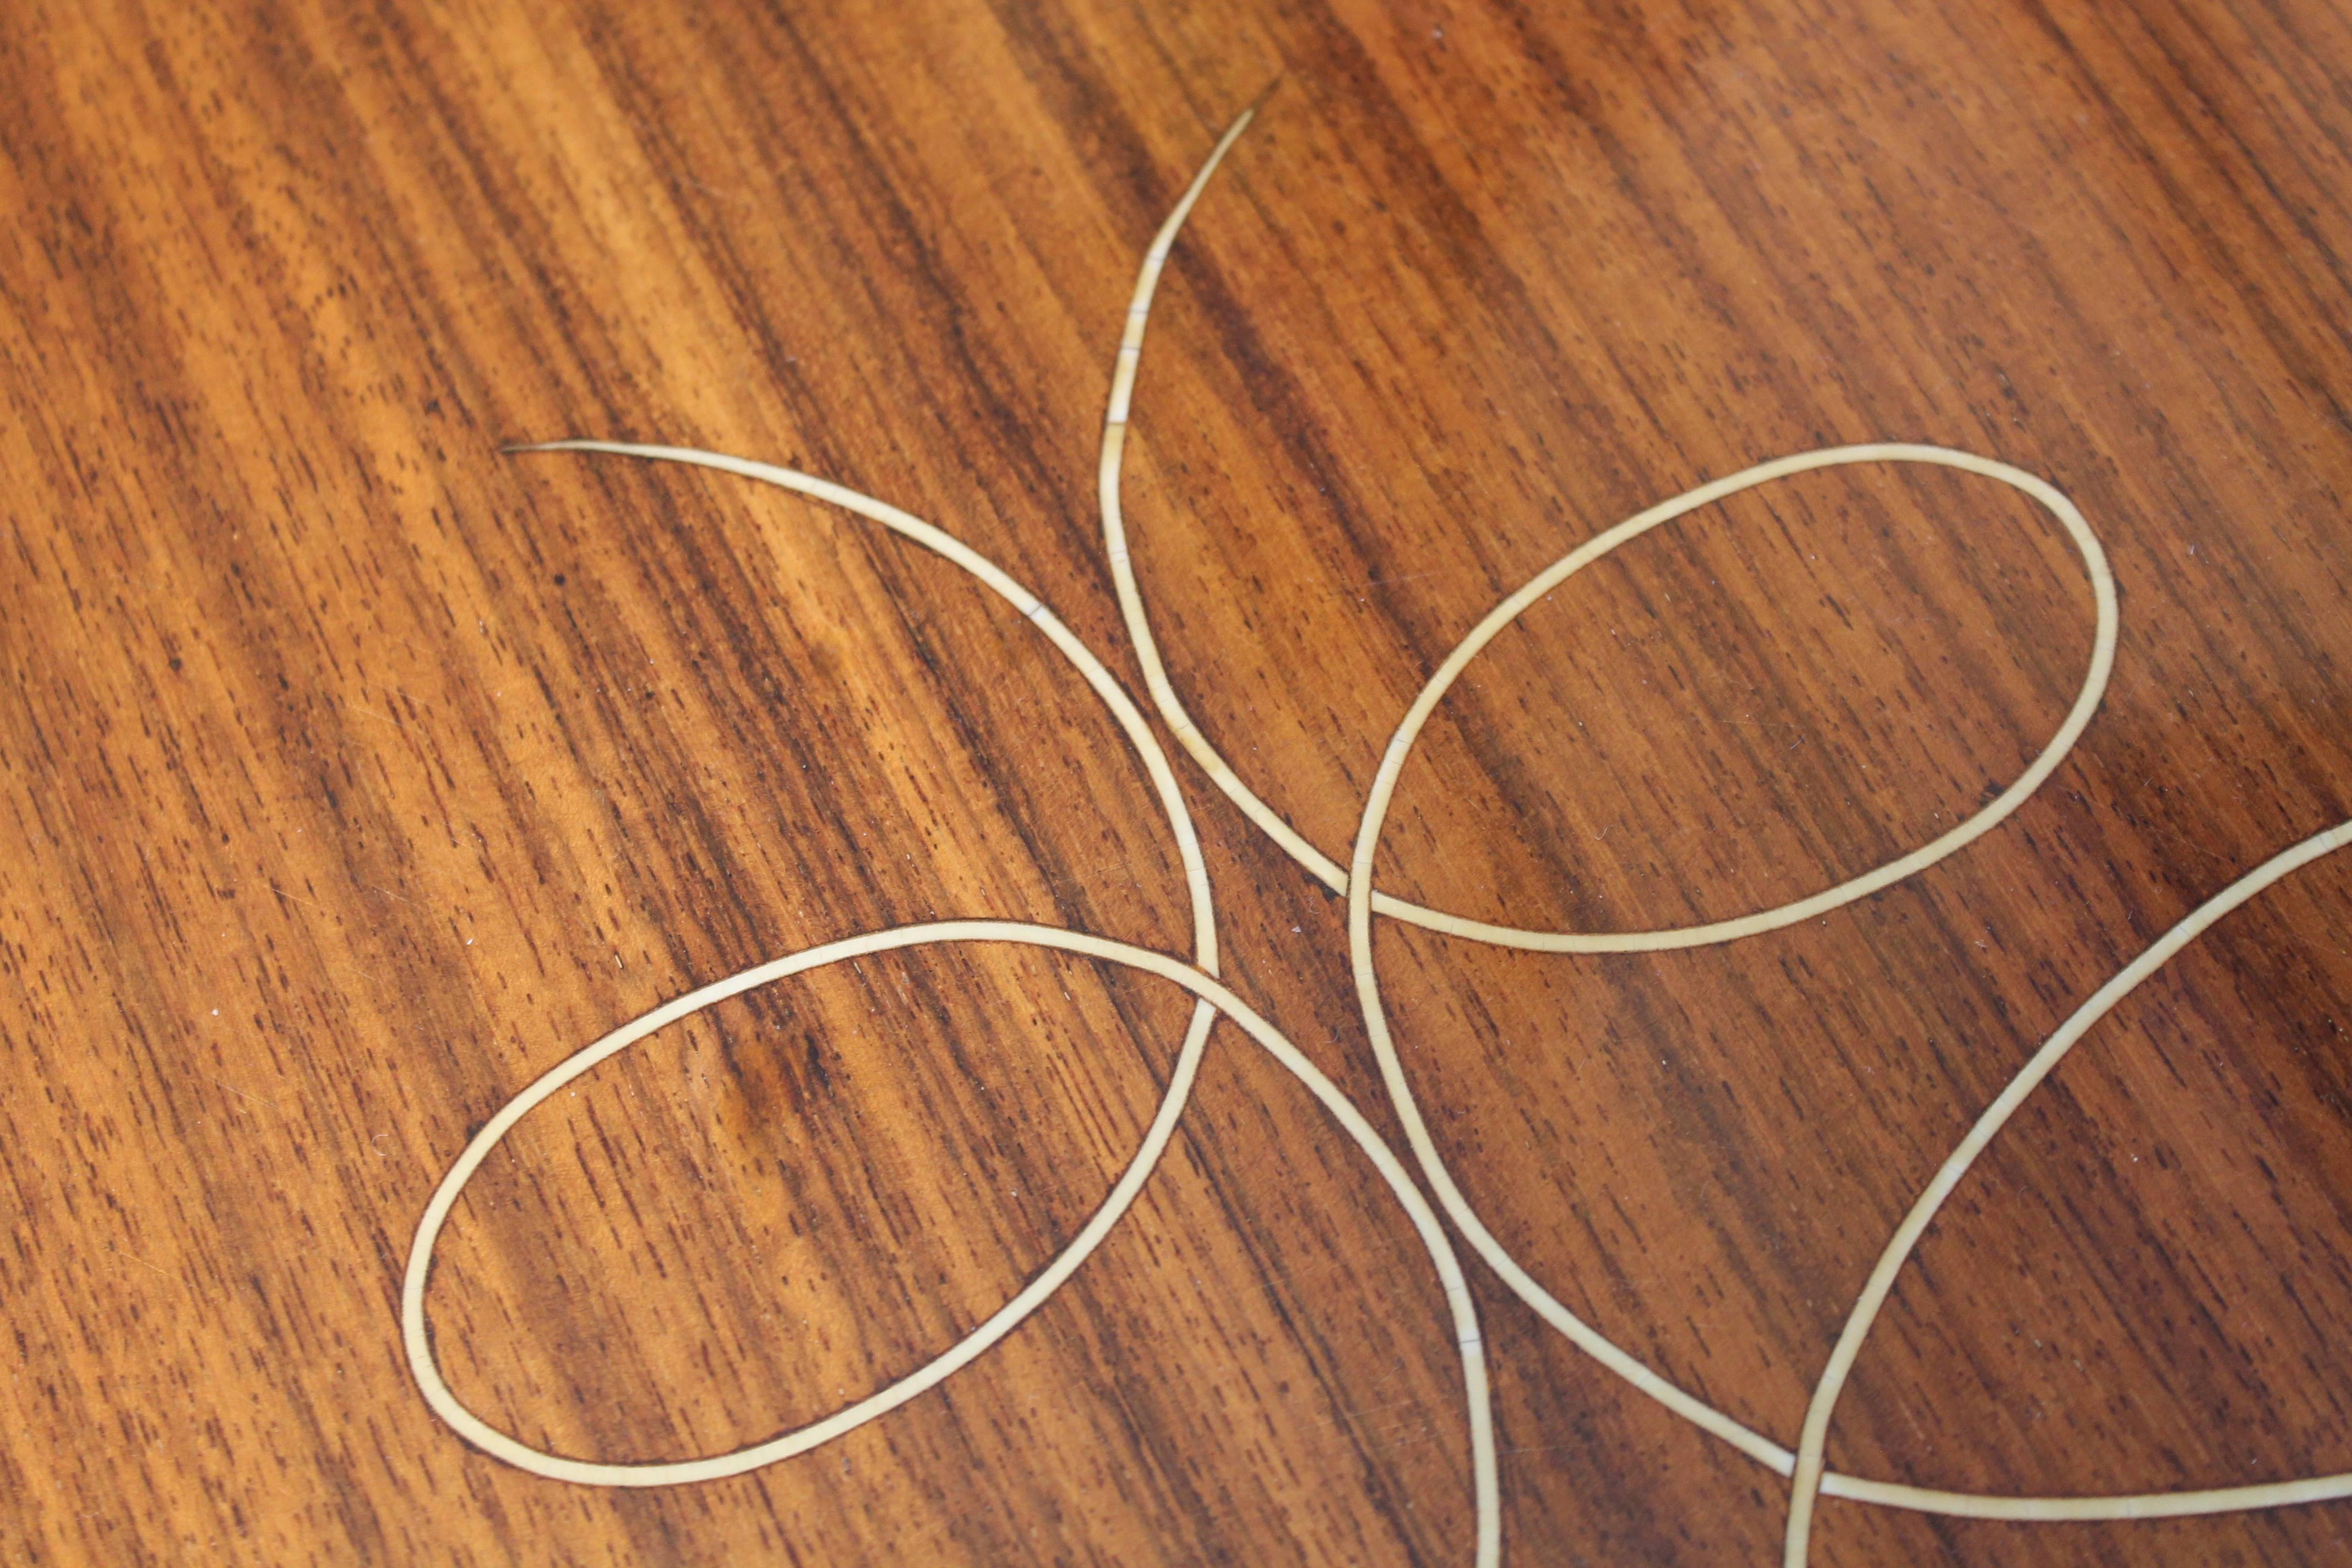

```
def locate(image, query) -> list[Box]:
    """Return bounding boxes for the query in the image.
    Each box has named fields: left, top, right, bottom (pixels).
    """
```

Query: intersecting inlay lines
left=422, top=948, right=1192, bottom=1461
left=401, top=99, right=2352, bottom=1568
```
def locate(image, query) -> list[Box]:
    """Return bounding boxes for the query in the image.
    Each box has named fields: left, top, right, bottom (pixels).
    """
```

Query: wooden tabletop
left=7, top=2, right=2351, bottom=1564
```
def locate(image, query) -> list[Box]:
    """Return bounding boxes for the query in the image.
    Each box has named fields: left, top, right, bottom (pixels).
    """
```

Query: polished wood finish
left=6, top=2, right=2351, bottom=1563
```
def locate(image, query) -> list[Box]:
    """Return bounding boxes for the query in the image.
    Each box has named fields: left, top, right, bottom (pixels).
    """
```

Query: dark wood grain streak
left=5, top=1, right=2352, bottom=1564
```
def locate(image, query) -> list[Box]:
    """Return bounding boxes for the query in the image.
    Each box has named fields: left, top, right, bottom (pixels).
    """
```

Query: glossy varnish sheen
left=4, top=2, right=2351, bottom=1564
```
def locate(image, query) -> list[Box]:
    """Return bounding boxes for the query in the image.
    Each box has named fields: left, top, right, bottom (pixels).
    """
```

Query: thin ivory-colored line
left=1099, top=105, right=1358, bottom=895
left=1344, top=443, right=2116, bottom=953
left=1098, top=117, right=2120, bottom=955
left=429, top=443, right=1502, bottom=1564
left=1779, top=819, right=2352, bottom=1561
left=509, top=439, right=1221, bottom=982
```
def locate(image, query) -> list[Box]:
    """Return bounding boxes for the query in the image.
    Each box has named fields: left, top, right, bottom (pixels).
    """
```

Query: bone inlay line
left=406, top=102, right=2352, bottom=1568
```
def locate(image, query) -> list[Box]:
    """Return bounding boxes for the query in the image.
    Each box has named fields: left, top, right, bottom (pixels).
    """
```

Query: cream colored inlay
left=403, top=101, right=2352, bottom=1568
